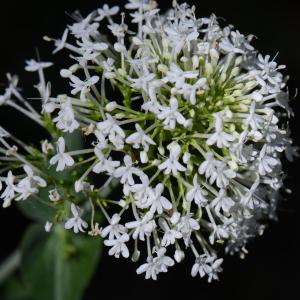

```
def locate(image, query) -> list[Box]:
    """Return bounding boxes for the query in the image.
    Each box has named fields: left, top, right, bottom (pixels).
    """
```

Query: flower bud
left=174, top=249, right=185, bottom=263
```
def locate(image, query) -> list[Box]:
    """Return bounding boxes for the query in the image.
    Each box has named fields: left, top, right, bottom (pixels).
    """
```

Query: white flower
left=136, top=248, right=175, bottom=280
left=209, top=225, right=229, bottom=245
left=125, top=0, right=153, bottom=11
left=77, top=39, right=108, bottom=61
left=257, top=54, right=285, bottom=86
left=164, top=17, right=199, bottom=54
left=0, top=74, right=18, bottom=106
left=42, top=88, right=56, bottom=113
left=1, top=171, right=16, bottom=207
left=125, top=212, right=156, bottom=241
left=153, top=247, right=175, bottom=273
left=219, top=29, right=253, bottom=54
left=163, top=63, right=198, bottom=89
left=64, top=203, right=88, bottom=233
left=68, top=13, right=99, bottom=39
left=130, top=9, right=159, bottom=24
left=176, top=78, right=208, bottom=105
left=177, top=213, right=200, bottom=246
left=101, top=214, right=127, bottom=240
left=15, top=165, right=46, bottom=201
left=93, top=130, right=108, bottom=149
left=208, top=257, right=223, bottom=282
left=125, top=124, right=156, bottom=163
left=213, top=163, right=236, bottom=188
left=186, top=175, right=208, bottom=206
left=101, top=58, right=116, bottom=79
left=108, top=23, right=128, bottom=38
left=0, top=73, right=19, bottom=105
left=69, top=75, right=99, bottom=101
left=161, top=228, right=182, bottom=246
left=159, top=218, right=182, bottom=247
left=241, top=178, right=260, bottom=210
left=231, top=131, right=253, bottom=163
left=25, top=59, right=53, bottom=72
left=207, top=112, right=235, bottom=148
left=136, top=256, right=158, bottom=280
left=210, top=189, right=235, bottom=214
left=198, top=152, right=219, bottom=179
left=53, top=99, right=79, bottom=133
left=104, top=233, right=130, bottom=258
left=191, top=254, right=223, bottom=282
left=52, top=29, right=69, bottom=54
left=130, top=73, right=156, bottom=94
left=157, top=97, right=187, bottom=129
left=200, top=154, right=236, bottom=188
left=125, top=124, right=155, bottom=149
left=49, top=137, right=74, bottom=171
left=159, top=143, right=186, bottom=176
left=114, top=155, right=145, bottom=187
left=96, top=114, right=125, bottom=149
left=93, top=148, right=120, bottom=175
left=131, top=179, right=152, bottom=208
left=244, top=101, right=264, bottom=133
left=95, top=4, right=119, bottom=21
left=141, top=93, right=162, bottom=114
left=146, top=184, right=172, bottom=214
left=257, top=145, right=278, bottom=175
left=191, top=254, right=215, bottom=278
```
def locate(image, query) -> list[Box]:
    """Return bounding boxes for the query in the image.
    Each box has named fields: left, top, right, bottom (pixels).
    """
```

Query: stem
left=67, top=149, right=94, bottom=156
left=12, top=89, right=40, bottom=117
left=38, top=69, right=46, bottom=98
left=0, top=249, right=21, bottom=284
left=118, top=117, right=146, bottom=126
left=7, top=101, right=43, bottom=127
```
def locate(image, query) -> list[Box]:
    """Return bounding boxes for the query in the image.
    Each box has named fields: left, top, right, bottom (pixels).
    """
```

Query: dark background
left=0, top=0, right=299, bottom=299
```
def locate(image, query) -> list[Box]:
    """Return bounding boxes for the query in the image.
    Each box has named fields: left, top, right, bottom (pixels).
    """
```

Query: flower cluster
left=0, top=0, right=297, bottom=281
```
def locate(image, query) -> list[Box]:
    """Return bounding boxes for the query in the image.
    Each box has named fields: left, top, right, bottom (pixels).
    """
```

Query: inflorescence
left=0, top=0, right=298, bottom=281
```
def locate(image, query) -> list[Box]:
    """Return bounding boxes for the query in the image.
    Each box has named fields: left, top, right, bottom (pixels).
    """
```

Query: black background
left=0, top=1, right=299, bottom=299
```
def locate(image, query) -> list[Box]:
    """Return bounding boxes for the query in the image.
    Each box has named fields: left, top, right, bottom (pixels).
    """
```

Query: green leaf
left=20, top=224, right=101, bottom=300
left=0, top=276, right=32, bottom=300
left=64, top=131, right=84, bottom=151
left=16, top=193, right=57, bottom=223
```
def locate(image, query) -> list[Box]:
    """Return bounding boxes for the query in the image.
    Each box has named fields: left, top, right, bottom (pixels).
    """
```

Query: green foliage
left=64, top=131, right=84, bottom=151
left=17, top=191, right=57, bottom=223
left=0, top=224, right=102, bottom=300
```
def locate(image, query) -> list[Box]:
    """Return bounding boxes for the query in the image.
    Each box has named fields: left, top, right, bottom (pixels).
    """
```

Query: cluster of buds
left=0, top=0, right=298, bottom=281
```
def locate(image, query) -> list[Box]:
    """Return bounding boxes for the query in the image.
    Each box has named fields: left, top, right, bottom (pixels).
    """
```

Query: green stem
left=0, top=249, right=21, bottom=284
